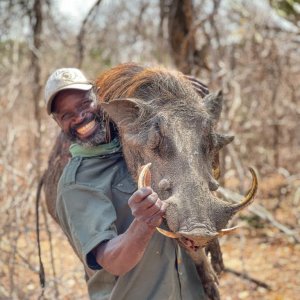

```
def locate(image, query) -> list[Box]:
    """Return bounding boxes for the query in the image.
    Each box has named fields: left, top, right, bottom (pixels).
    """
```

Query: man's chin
left=68, top=130, right=107, bottom=148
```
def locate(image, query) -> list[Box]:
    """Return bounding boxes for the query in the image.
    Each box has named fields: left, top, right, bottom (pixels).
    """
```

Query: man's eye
left=61, top=113, right=71, bottom=120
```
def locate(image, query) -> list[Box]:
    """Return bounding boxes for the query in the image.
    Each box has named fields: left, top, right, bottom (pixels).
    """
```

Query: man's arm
left=94, top=187, right=167, bottom=276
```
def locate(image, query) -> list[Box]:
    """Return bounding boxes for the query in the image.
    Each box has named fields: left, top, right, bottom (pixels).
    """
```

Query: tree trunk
left=168, top=0, right=196, bottom=74
left=31, top=0, right=43, bottom=178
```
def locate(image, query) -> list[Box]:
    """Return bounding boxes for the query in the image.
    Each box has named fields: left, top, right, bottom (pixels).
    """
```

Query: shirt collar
left=69, top=137, right=122, bottom=157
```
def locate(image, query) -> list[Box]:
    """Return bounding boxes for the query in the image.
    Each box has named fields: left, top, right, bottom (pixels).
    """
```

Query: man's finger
left=128, top=187, right=153, bottom=204
left=142, top=197, right=162, bottom=217
left=147, top=214, right=163, bottom=227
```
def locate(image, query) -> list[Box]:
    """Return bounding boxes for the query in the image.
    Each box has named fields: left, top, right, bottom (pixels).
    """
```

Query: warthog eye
left=147, top=119, right=174, bottom=157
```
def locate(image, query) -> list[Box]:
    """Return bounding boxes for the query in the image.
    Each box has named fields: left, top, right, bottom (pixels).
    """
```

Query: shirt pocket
left=112, top=176, right=137, bottom=195
left=111, top=176, right=137, bottom=234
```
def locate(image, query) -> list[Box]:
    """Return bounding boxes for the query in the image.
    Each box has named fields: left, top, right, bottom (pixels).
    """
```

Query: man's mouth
left=76, top=119, right=97, bottom=137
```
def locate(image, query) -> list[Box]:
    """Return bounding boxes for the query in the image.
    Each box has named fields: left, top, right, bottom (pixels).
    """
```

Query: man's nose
left=72, top=110, right=86, bottom=124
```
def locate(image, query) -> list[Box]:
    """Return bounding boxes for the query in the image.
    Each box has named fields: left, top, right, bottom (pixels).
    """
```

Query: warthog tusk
left=138, top=163, right=152, bottom=188
left=218, top=226, right=240, bottom=237
left=231, top=167, right=258, bottom=213
left=137, top=163, right=178, bottom=239
left=156, top=227, right=180, bottom=239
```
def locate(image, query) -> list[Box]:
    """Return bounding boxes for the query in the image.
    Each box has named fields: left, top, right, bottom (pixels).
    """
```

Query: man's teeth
left=76, top=120, right=96, bottom=135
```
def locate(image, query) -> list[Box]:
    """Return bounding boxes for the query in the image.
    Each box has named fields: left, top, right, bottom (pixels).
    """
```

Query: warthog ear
left=203, top=90, right=223, bottom=122
left=100, top=99, right=141, bottom=128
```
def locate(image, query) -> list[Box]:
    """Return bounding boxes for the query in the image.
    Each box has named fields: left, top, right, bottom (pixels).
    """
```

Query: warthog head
left=96, top=63, right=257, bottom=249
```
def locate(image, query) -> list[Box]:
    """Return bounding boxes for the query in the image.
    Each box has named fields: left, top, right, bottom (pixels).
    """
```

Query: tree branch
left=77, top=0, right=103, bottom=68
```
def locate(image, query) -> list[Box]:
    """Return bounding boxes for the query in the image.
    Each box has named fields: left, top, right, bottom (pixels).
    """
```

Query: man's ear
left=100, top=99, right=141, bottom=128
left=51, top=113, right=57, bottom=122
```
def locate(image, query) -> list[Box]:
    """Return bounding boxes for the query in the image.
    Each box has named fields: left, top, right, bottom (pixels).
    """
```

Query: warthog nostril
left=158, top=178, right=172, bottom=191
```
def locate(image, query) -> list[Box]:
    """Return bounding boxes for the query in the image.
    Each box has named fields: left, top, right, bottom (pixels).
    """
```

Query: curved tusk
left=231, top=167, right=258, bottom=213
left=156, top=227, right=180, bottom=239
left=218, top=226, right=239, bottom=237
left=138, top=163, right=152, bottom=189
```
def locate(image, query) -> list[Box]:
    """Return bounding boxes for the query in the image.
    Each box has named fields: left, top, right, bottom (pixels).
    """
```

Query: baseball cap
left=44, top=68, right=93, bottom=115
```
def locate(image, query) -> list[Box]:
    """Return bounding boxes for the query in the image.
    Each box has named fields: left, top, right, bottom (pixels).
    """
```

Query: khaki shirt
left=56, top=138, right=205, bottom=300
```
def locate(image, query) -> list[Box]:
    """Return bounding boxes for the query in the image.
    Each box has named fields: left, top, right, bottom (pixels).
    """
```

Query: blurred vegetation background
left=0, top=0, right=299, bottom=299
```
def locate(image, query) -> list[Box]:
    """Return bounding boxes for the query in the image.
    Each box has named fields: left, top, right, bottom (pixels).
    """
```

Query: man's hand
left=128, top=187, right=167, bottom=228
left=95, top=187, right=167, bottom=275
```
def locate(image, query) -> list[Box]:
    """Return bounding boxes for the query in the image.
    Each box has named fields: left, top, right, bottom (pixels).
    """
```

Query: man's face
left=52, top=89, right=107, bottom=147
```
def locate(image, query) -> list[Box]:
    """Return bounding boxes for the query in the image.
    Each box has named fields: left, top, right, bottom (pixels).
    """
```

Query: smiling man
left=46, top=68, right=108, bottom=147
left=44, top=66, right=208, bottom=300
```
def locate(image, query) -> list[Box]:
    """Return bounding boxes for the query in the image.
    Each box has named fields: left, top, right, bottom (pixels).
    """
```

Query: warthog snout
left=138, top=164, right=258, bottom=248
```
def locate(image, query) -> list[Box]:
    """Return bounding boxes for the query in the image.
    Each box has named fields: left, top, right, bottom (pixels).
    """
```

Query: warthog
left=41, top=63, right=257, bottom=299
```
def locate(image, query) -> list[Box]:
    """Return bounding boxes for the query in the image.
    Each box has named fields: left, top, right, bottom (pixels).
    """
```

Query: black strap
left=35, top=174, right=46, bottom=289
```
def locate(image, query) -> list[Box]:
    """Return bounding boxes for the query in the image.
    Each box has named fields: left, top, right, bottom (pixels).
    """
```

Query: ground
left=219, top=231, right=300, bottom=299
left=219, top=172, right=300, bottom=300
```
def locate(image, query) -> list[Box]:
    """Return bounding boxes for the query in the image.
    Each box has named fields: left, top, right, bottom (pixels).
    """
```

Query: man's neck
left=69, top=137, right=121, bottom=157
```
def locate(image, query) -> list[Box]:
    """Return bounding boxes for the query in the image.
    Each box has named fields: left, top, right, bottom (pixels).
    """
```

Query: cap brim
left=47, top=83, right=93, bottom=115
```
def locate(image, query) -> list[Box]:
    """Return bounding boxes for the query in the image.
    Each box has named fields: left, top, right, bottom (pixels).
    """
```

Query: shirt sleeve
left=56, top=183, right=118, bottom=270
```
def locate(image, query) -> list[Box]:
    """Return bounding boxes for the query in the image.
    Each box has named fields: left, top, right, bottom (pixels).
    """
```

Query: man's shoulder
left=58, top=156, right=82, bottom=188
left=58, top=152, right=129, bottom=193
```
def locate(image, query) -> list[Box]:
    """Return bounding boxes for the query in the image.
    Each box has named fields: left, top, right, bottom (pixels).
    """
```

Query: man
left=45, top=66, right=208, bottom=300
